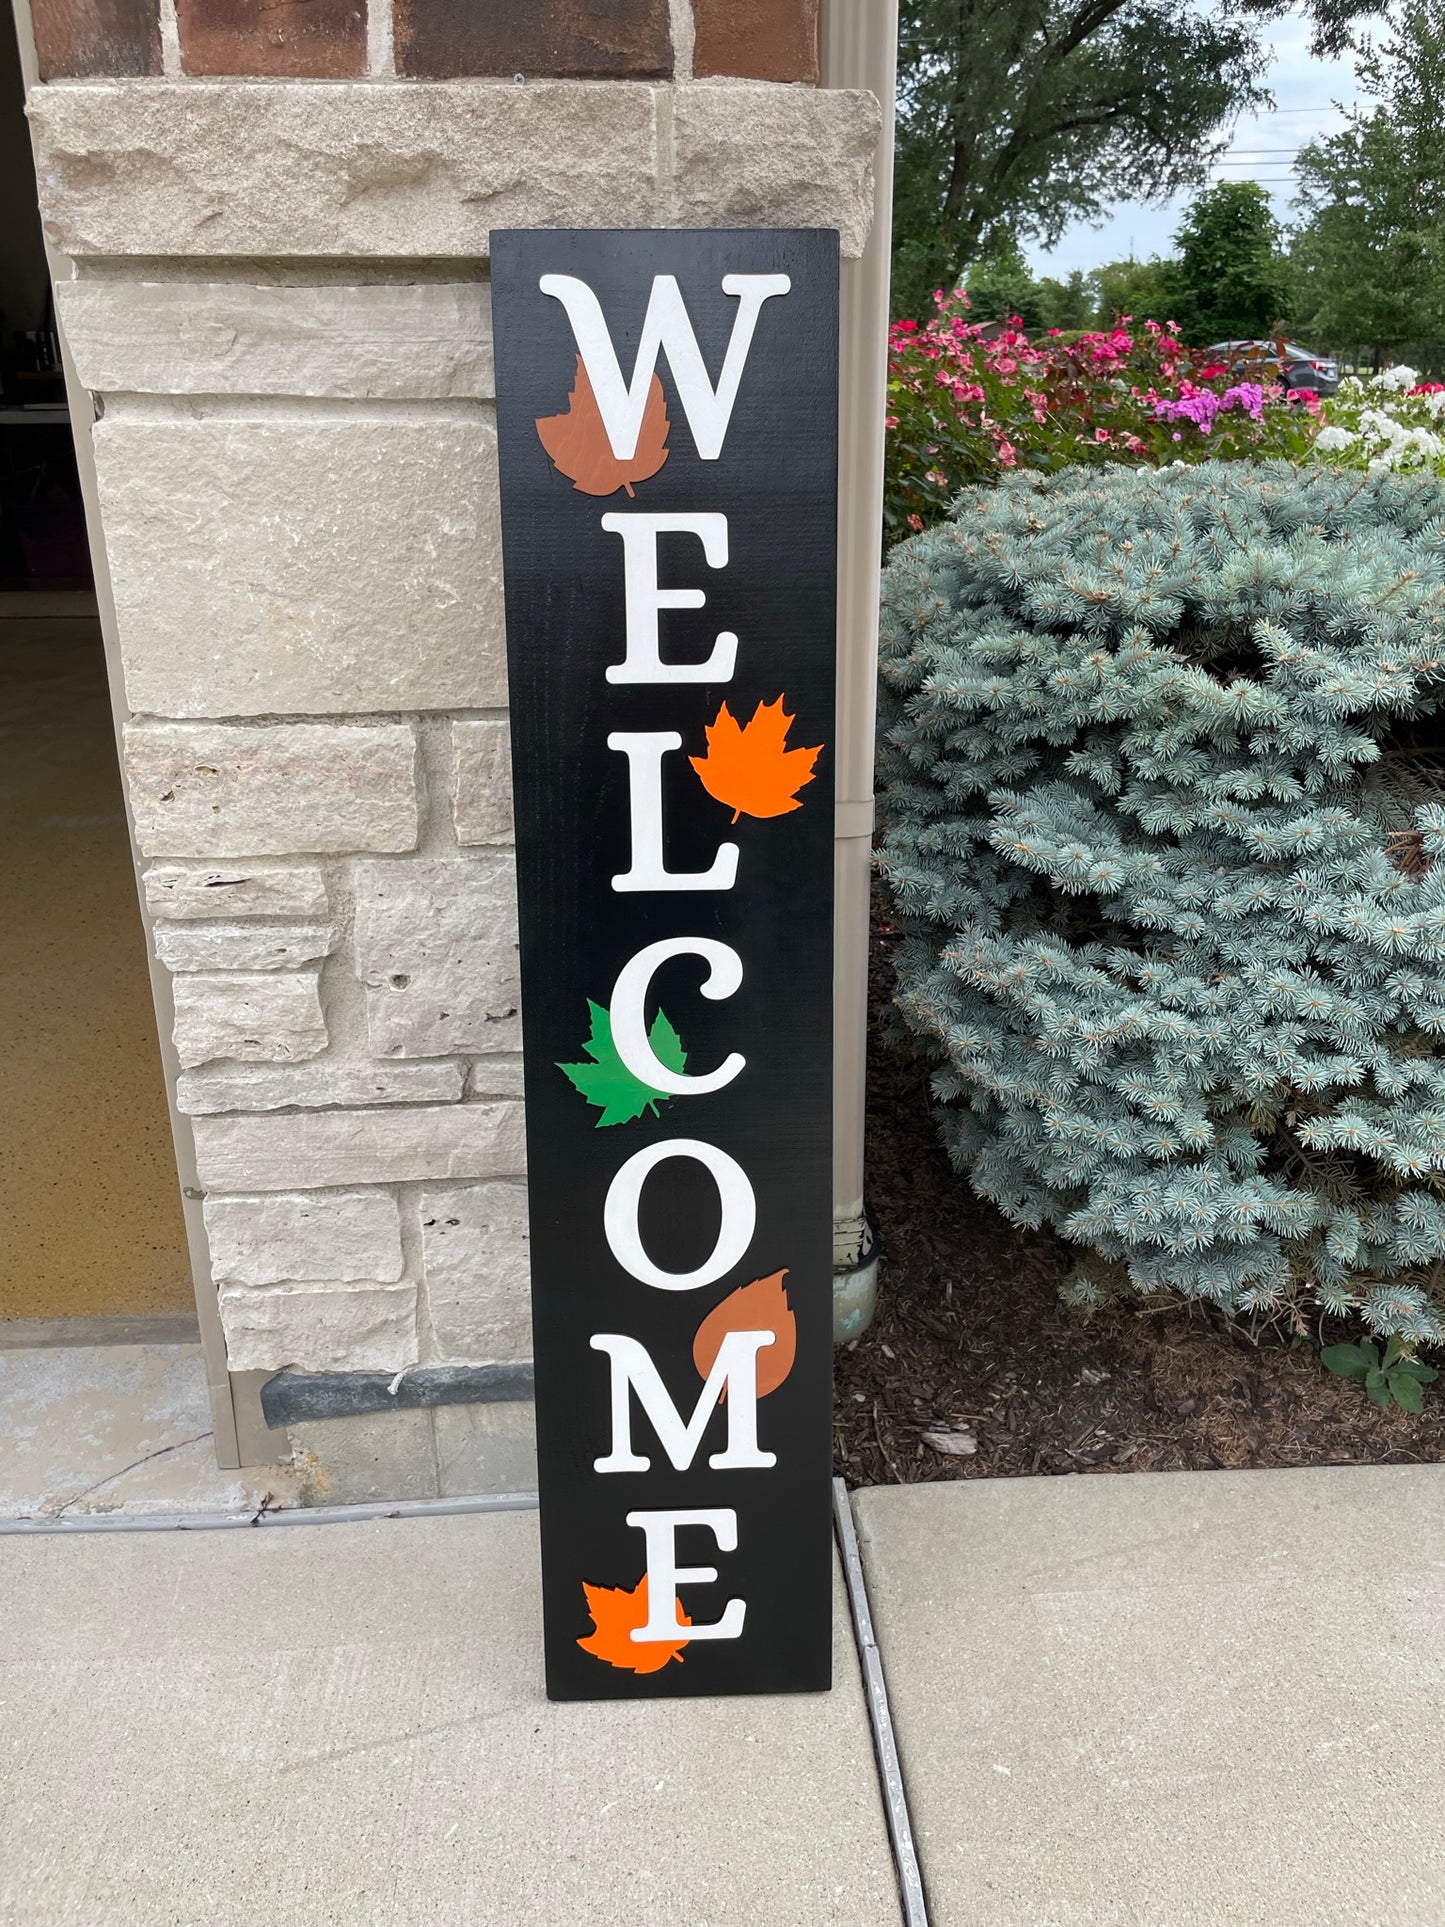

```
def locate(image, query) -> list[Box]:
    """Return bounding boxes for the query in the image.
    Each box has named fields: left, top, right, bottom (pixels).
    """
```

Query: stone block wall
left=24, top=0, right=878, bottom=1408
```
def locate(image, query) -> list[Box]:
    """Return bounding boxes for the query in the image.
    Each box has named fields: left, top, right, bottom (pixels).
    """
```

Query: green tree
left=1035, top=268, right=1096, bottom=331
left=956, top=244, right=1050, bottom=328
left=891, top=0, right=1270, bottom=318
left=1168, top=181, right=1290, bottom=344
left=1089, top=255, right=1181, bottom=327
left=1290, top=2, right=1445, bottom=366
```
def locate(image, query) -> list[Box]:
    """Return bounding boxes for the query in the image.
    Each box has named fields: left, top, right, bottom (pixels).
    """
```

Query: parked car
left=1207, top=339, right=1340, bottom=398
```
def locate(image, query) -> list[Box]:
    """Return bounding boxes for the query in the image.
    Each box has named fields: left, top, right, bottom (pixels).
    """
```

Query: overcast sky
left=1026, top=9, right=1364, bottom=276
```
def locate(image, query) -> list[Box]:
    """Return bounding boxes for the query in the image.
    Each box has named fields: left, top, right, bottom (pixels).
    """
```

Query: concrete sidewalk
left=7, top=1464, right=1445, bottom=1925
left=0, top=1508, right=898, bottom=1927
left=856, top=1465, right=1445, bottom=1927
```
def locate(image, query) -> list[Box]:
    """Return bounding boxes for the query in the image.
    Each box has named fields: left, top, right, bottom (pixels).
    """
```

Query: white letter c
left=610, top=938, right=745, bottom=1097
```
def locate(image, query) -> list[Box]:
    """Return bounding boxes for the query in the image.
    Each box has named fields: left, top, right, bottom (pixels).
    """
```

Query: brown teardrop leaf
left=692, top=1270, right=796, bottom=1399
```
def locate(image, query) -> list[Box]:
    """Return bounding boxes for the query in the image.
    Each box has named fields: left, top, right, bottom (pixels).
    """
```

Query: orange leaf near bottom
left=577, top=1574, right=691, bottom=1673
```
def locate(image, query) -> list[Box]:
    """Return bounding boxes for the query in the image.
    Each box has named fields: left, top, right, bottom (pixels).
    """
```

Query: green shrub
left=877, top=461, right=1445, bottom=1347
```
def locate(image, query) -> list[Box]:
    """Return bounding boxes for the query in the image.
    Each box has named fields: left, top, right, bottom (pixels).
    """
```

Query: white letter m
left=591, top=1330, right=777, bottom=1472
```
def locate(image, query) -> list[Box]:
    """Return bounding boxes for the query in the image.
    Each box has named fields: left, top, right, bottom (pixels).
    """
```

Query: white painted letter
left=604, top=1138, right=755, bottom=1290
left=592, top=1331, right=776, bottom=1473
left=625, top=1507, right=746, bottom=1643
left=608, top=732, right=738, bottom=893
left=610, top=938, right=744, bottom=1096
left=540, top=273, right=791, bottom=462
left=600, top=512, right=736, bottom=685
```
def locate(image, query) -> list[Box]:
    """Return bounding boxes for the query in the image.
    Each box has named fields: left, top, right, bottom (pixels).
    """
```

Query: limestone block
left=176, top=1060, right=464, bottom=1115
left=421, top=1181, right=531, bottom=1362
left=29, top=79, right=658, bottom=257
left=205, top=1188, right=404, bottom=1285
left=125, top=723, right=418, bottom=858
left=466, top=1055, right=525, bottom=1101
left=29, top=79, right=881, bottom=261
left=144, top=863, right=329, bottom=921
left=353, top=856, right=520, bottom=1057
left=450, top=719, right=514, bottom=844
left=171, top=969, right=327, bottom=1070
left=193, top=1100, right=526, bottom=1192
left=219, top=1279, right=418, bottom=1372
left=434, top=1401, right=537, bottom=1498
left=671, top=82, right=881, bottom=259
left=96, top=418, right=504, bottom=717
left=58, top=279, right=494, bottom=400
left=154, top=922, right=336, bottom=972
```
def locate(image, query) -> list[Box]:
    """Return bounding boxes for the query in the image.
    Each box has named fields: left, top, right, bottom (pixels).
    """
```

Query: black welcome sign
left=492, top=230, right=838, bottom=1700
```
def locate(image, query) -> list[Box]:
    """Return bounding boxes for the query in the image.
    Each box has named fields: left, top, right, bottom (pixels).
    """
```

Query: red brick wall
left=395, top=0, right=673, bottom=80
left=31, top=0, right=160, bottom=78
left=693, top=0, right=817, bottom=82
left=27, top=0, right=820, bottom=81
left=176, top=0, right=365, bottom=77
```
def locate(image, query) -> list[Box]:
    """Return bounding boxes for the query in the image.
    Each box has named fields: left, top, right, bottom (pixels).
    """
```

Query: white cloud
left=1025, top=8, right=1362, bottom=276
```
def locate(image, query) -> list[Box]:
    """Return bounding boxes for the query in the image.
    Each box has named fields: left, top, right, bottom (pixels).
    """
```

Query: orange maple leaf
left=689, top=697, right=822, bottom=824
left=535, top=354, right=670, bottom=498
left=692, top=1270, right=796, bottom=1400
left=577, top=1574, right=691, bottom=1673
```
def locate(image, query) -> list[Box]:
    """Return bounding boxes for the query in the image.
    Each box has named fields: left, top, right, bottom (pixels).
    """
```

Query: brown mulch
left=833, top=909, right=1444, bottom=1488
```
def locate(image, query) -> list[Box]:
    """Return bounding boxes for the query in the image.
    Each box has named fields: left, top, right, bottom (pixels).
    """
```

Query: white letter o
left=603, top=1138, right=756, bottom=1291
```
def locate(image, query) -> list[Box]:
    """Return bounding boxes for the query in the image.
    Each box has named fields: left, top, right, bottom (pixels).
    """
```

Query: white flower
left=1377, top=365, right=1420, bottom=391
left=1314, top=425, right=1357, bottom=452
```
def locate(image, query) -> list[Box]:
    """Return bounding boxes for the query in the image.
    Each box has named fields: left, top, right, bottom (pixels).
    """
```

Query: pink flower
left=907, top=513, right=924, bottom=531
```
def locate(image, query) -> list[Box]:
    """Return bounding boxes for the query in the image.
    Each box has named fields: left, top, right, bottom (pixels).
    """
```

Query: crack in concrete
left=49, top=1433, right=212, bottom=1517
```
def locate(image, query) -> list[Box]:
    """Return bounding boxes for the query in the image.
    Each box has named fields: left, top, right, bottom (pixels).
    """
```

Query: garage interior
left=1, top=4, right=192, bottom=1330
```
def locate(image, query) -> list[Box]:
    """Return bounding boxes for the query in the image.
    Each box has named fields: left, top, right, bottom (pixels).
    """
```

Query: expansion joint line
left=833, top=1477, right=931, bottom=1927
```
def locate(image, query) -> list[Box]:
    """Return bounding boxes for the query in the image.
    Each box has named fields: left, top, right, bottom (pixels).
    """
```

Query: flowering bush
left=885, top=292, right=1314, bottom=540
left=1312, top=368, right=1445, bottom=475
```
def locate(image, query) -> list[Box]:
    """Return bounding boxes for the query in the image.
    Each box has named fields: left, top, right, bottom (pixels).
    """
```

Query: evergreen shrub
left=878, top=461, right=1445, bottom=1346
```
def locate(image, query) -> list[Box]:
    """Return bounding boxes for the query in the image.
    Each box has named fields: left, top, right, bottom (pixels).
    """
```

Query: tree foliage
left=878, top=462, right=1445, bottom=1347
left=1290, top=2, right=1445, bottom=366
left=1167, top=181, right=1290, bottom=345
left=1089, top=255, right=1180, bottom=329
left=892, top=0, right=1271, bottom=318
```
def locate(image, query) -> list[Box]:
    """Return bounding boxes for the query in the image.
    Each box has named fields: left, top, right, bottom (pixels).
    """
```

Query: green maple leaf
left=557, top=999, right=687, bottom=1127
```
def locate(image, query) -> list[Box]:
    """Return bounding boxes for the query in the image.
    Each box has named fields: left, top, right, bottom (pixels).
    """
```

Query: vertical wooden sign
left=491, top=230, right=838, bottom=1701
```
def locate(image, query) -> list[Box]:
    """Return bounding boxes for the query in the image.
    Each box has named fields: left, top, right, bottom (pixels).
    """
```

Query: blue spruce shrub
left=877, top=461, right=1445, bottom=1346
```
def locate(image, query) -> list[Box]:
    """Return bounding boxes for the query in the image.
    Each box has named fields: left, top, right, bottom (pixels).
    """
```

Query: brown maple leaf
left=535, top=355, right=670, bottom=498
left=689, top=697, right=822, bottom=823
left=692, top=1270, right=796, bottom=1400
left=577, top=1574, right=690, bottom=1673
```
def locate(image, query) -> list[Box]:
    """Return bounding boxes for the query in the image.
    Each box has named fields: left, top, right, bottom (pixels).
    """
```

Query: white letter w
left=539, top=273, right=790, bottom=462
